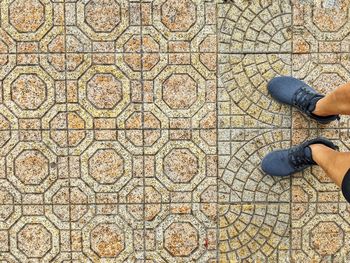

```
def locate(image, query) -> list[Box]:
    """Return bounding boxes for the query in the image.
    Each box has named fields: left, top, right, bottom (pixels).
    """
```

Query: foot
left=261, top=137, right=338, bottom=176
left=268, top=76, right=340, bottom=124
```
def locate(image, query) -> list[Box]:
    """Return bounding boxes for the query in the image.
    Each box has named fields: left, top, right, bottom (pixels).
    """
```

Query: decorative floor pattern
left=0, top=0, right=349, bottom=262
left=218, top=0, right=350, bottom=262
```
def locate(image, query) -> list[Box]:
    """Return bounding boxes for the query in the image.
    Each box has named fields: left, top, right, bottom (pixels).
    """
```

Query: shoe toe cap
left=261, top=150, right=293, bottom=176
left=267, top=76, right=311, bottom=104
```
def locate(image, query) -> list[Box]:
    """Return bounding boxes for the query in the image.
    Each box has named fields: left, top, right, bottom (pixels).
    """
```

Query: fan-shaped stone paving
left=0, top=0, right=348, bottom=262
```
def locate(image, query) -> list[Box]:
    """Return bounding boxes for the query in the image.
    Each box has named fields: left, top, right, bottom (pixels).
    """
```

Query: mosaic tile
left=219, top=203, right=290, bottom=262
left=218, top=53, right=292, bottom=129
left=219, top=129, right=291, bottom=203
left=218, top=0, right=292, bottom=53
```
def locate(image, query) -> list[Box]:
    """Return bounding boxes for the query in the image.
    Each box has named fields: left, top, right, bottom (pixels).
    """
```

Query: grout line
left=290, top=0, right=294, bottom=260
left=140, top=1, right=146, bottom=260
left=4, top=51, right=218, bottom=54
left=7, top=126, right=350, bottom=131
left=6, top=51, right=350, bottom=54
left=63, top=2, right=73, bottom=261
left=16, top=201, right=233, bottom=205
left=12, top=200, right=347, bottom=205
left=216, top=1, right=220, bottom=261
left=7, top=51, right=350, bottom=55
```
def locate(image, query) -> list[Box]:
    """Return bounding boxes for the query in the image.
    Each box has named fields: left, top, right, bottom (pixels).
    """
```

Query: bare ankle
left=312, top=97, right=329, bottom=117
left=309, top=143, right=335, bottom=164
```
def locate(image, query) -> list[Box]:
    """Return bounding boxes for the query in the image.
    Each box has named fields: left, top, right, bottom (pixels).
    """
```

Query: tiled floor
left=0, top=0, right=349, bottom=262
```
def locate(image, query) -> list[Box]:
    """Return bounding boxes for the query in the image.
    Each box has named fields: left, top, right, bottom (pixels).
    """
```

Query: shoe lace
left=292, top=86, right=319, bottom=113
left=288, top=145, right=313, bottom=169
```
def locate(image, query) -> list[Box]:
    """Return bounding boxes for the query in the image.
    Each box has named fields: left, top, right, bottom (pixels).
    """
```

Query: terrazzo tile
left=290, top=4, right=350, bottom=258
left=291, top=204, right=350, bottom=262
left=1, top=0, right=349, bottom=261
left=74, top=205, right=144, bottom=261
left=292, top=130, right=350, bottom=204
left=292, top=0, right=350, bottom=53
left=144, top=202, right=217, bottom=262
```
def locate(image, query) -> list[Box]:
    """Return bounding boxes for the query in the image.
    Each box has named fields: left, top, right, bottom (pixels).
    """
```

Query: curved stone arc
left=219, top=203, right=289, bottom=261
left=220, top=130, right=290, bottom=203
left=219, top=0, right=292, bottom=53
left=220, top=53, right=291, bottom=127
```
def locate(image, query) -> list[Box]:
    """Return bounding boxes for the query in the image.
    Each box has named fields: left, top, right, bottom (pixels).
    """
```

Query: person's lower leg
left=310, top=144, right=350, bottom=187
left=313, top=81, right=350, bottom=116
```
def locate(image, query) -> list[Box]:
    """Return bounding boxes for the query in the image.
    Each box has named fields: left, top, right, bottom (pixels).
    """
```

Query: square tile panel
left=144, top=202, right=217, bottom=262
left=291, top=203, right=350, bottom=262
left=292, top=53, right=350, bottom=129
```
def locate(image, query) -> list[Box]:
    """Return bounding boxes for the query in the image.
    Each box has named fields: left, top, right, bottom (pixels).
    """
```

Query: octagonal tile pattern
left=0, top=0, right=349, bottom=262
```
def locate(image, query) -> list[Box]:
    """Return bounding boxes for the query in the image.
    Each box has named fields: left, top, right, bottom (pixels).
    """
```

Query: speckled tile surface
left=0, top=0, right=217, bottom=262
left=0, top=0, right=349, bottom=262
left=219, top=0, right=350, bottom=262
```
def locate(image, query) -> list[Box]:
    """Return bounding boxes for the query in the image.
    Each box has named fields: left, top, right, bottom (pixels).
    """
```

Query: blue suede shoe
left=268, top=76, right=340, bottom=124
left=261, top=137, right=338, bottom=176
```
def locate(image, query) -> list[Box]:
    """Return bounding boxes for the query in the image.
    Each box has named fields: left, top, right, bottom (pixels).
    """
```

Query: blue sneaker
left=268, top=76, right=340, bottom=124
left=261, top=137, right=338, bottom=176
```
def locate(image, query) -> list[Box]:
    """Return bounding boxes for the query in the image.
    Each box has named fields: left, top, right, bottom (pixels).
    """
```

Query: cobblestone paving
left=0, top=0, right=348, bottom=262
